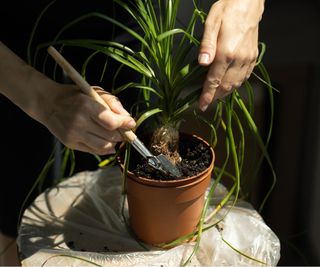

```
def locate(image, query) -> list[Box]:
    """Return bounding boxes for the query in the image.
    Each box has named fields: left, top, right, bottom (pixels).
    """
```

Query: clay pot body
left=120, top=134, right=215, bottom=246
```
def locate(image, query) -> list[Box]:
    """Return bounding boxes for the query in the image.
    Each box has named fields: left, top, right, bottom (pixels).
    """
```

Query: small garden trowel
left=47, top=46, right=182, bottom=178
left=129, top=137, right=182, bottom=177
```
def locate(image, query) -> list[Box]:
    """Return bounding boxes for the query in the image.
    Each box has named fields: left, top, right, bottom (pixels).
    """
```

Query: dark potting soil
left=133, top=137, right=212, bottom=180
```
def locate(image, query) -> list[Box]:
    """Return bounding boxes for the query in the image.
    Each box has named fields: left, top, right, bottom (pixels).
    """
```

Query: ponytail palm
left=33, top=0, right=209, bottom=165
left=31, top=0, right=276, bottom=257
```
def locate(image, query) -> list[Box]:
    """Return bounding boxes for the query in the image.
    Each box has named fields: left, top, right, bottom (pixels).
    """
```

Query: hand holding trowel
left=47, top=46, right=182, bottom=178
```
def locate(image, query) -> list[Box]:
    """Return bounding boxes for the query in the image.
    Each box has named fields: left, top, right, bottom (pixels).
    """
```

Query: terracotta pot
left=118, top=133, right=215, bottom=246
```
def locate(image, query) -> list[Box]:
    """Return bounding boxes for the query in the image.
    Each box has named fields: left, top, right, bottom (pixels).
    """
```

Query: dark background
left=258, top=0, right=320, bottom=265
left=0, top=0, right=136, bottom=237
left=182, top=1, right=320, bottom=265
left=1, top=0, right=320, bottom=265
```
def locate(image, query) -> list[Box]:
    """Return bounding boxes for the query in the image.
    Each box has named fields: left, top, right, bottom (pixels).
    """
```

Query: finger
left=75, top=140, right=117, bottom=156
left=102, top=94, right=130, bottom=115
left=245, top=61, right=256, bottom=80
left=87, top=90, right=135, bottom=130
left=77, top=130, right=118, bottom=155
left=245, top=50, right=259, bottom=80
left=198, top=57, right=229, bottom=111
left=92, top=106, right=136, bottom=131
left=57, top=119, right=121, bottom=155
left=87, top=117, right=124, bottom=142
left=91, top=86, right=136, bottom=130
left=198, top=4, right=221, bottom=66
left=93, top=86, right=131, bottom=116
left=214, top=60, right=248, bottom=100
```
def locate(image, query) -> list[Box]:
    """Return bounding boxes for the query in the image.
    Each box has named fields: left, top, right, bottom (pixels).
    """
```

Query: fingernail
left=200, top=104, right=208, bottom=112
left=198, top=53, right=210, bottom=65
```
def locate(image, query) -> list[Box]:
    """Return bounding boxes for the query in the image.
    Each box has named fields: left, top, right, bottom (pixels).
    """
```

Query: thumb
left=198, top=10, right=221, bottom=66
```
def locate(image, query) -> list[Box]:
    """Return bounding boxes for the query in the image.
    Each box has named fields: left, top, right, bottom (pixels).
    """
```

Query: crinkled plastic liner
left=17, top=167, right=280, bottom=266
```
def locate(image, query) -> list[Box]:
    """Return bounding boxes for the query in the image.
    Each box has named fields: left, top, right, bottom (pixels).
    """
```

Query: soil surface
left=133, top=136, right=212, bottom=180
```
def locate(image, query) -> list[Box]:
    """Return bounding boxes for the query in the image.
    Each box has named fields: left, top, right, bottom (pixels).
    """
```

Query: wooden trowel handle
left=47, top=46, right=137, bottom=143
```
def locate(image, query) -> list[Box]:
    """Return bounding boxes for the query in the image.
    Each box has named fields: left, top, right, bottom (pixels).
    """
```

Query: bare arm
left=0, top=42, right=136, bottom=155
left=0, top=41, right=53, bottom=120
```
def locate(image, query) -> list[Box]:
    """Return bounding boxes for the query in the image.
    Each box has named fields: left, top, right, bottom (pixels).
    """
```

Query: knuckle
left=249, top=52, right=257, bottom=64
left=60, top=131, right=76, bottom=148
left=93, top=142, right=110, bottom=156
left=220, top=83, right=233, bottom=92
left=233, top=52, right=251, bottom=66
left=222, top=50, right=235, bottom=64
left=242, top=55, right=253, bottom=65
left=221, top=50, right=252, bottom=66
left=101, top=115, right=119, bottom=131
left=106, top=96, right=121, bottom=107
left=207, top=77, right=221, bottom=88
left=99, top=143, right=116, bottom=155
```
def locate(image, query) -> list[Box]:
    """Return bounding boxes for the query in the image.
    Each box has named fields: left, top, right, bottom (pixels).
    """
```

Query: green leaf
left=135, top=108, right=163, bottom=129
left=157, top=29, right=199, bottom=46
left=112, top=82, right=163, bottom=99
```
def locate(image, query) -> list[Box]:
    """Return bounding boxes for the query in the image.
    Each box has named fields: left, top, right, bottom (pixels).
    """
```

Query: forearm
left=0, top=42, right=137, bottom=155
left=0, top=42, right=55, bottom=121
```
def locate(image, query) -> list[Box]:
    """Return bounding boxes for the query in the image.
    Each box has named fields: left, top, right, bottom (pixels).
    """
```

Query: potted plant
left=29, top=0, right=276, bottom=261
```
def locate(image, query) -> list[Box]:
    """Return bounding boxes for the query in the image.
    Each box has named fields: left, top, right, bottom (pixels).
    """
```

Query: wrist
left=25, top=69, right=59, bottom=124
left=217, top=0, right=265, bottom=21
left=0, top=42, right=58, bottom=123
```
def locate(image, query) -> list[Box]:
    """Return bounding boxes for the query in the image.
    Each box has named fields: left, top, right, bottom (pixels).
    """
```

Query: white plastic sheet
left=17, top=167, right=280, bottom=266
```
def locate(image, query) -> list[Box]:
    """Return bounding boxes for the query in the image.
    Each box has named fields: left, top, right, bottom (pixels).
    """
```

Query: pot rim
left=118, top=133, right=215, bottom=187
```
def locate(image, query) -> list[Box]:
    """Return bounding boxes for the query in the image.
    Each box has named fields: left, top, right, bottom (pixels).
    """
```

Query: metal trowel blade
left=156, top=154, right=182, bottom=178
